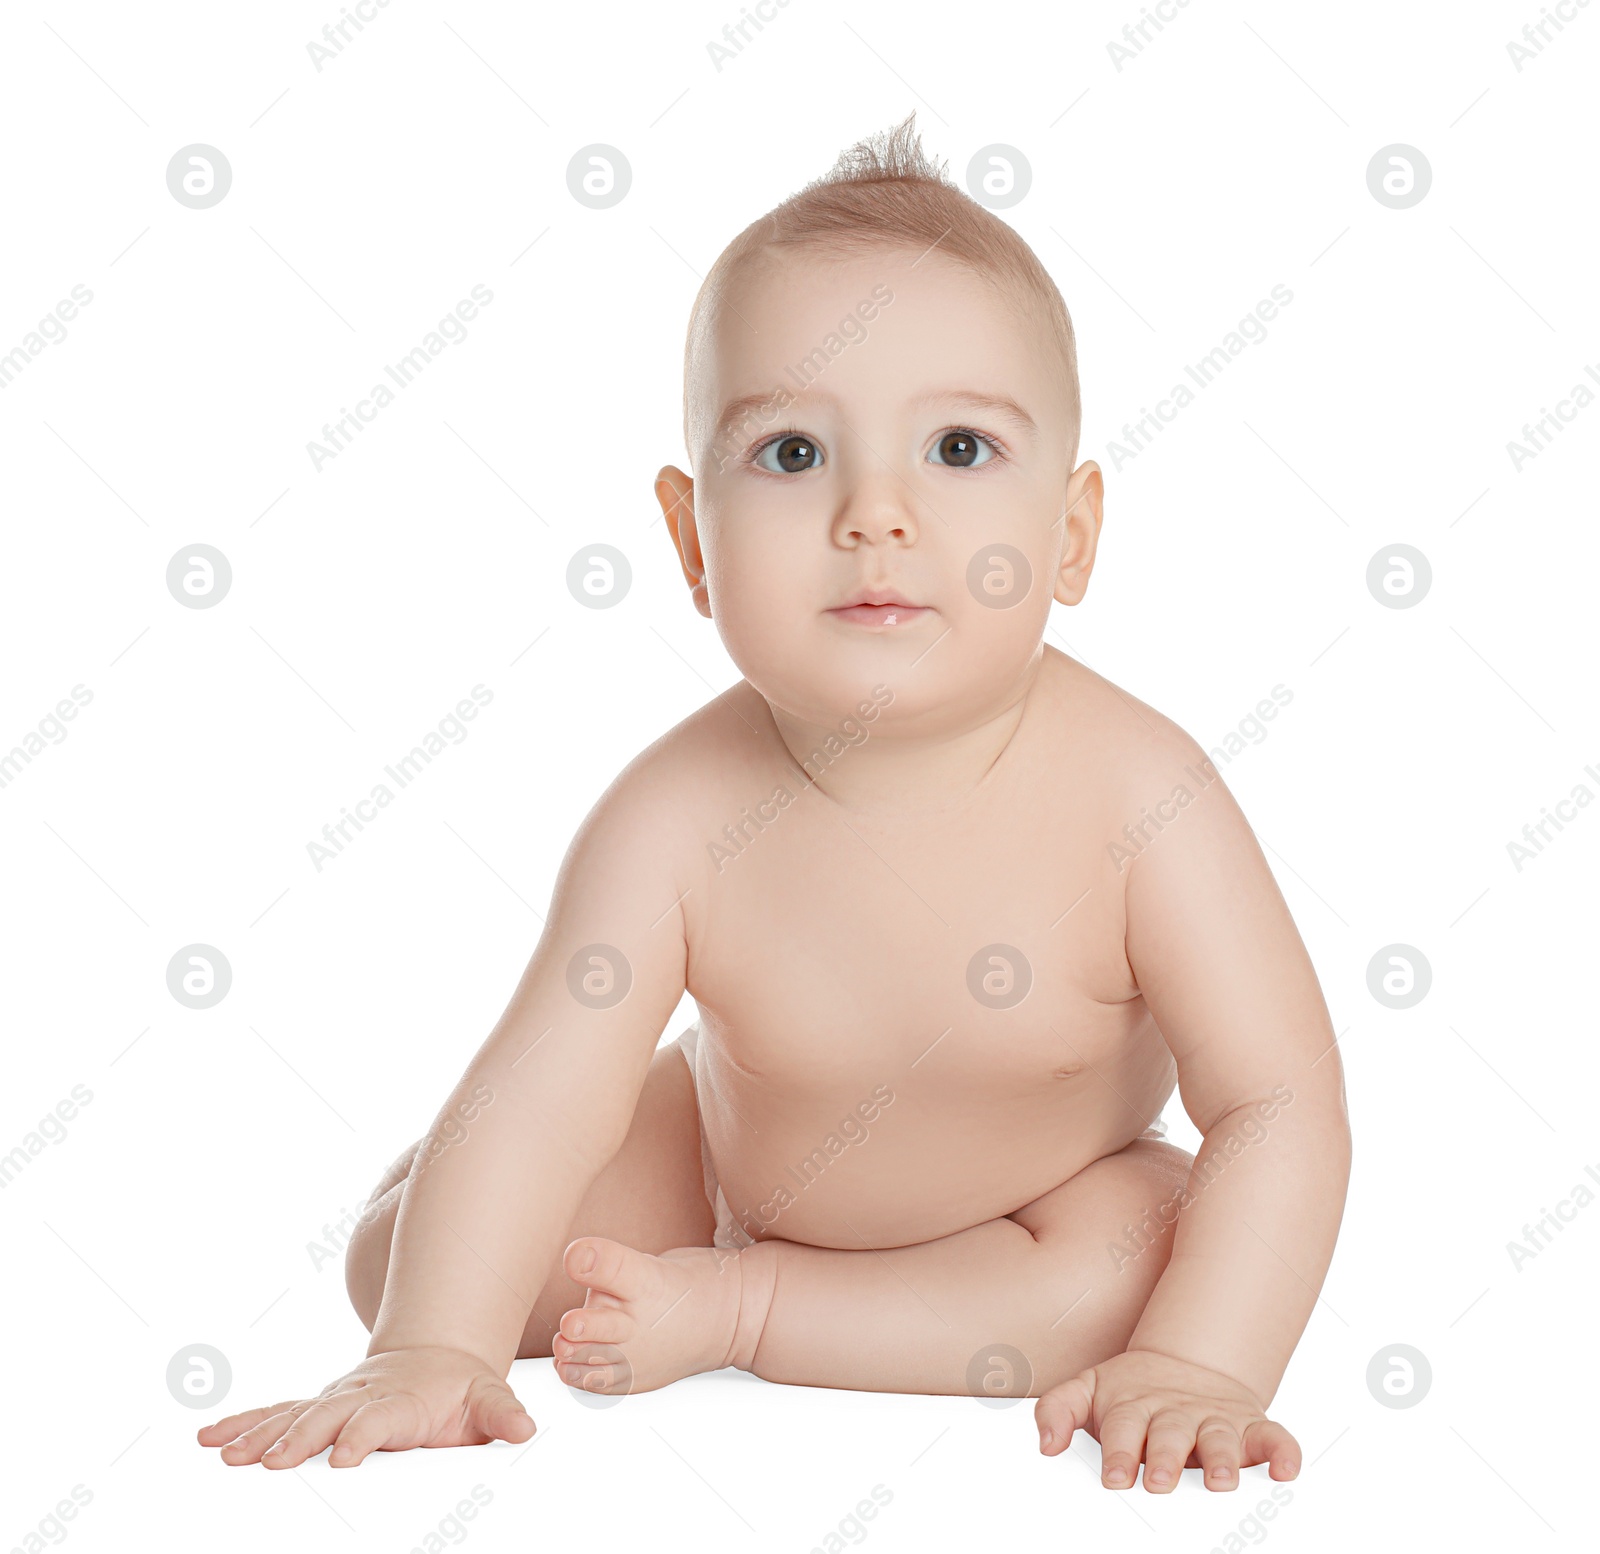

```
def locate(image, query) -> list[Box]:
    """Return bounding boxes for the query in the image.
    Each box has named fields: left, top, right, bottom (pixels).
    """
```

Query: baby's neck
left=764, top=652, right=1043, bottom=817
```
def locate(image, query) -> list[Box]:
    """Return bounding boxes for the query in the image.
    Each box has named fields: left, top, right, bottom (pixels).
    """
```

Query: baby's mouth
left=826, top=592, right=931, bottom=629
left=825, top=608, right=928, bottom=630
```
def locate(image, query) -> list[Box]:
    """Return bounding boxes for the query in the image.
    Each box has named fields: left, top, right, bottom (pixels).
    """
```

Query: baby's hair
left=685, top=112, right=1081, bottom=466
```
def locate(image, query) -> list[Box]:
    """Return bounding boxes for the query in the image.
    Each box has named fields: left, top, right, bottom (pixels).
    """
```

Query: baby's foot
left=554, top=1236, right=776, bottom=1396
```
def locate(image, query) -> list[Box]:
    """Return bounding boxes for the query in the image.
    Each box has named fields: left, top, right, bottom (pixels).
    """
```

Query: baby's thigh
left=1010, top=1137, right=1194, bottom=1246
left=350, top=1036, right=714, bottom=1359
left=1007, top=1138, right=1196, bottom=1347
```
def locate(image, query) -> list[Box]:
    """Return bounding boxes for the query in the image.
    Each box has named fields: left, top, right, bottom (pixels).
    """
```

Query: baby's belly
left=691, top=1005, right=1178, bottom=1250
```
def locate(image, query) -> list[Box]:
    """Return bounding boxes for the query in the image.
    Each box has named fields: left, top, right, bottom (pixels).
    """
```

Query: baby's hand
left=1034, top=1349, right=1299, bottom=1493
left=197, top=1347, right=535, bottom=1468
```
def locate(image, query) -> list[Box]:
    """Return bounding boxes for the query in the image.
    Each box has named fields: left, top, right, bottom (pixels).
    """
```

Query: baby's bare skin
left=668, top=655, right=1177, bottom=1255
left=200, top=237, right=1350, bottom=1494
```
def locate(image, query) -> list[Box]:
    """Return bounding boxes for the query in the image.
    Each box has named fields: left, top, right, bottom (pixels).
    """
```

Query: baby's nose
left=831, top=475, right=921, bottom=547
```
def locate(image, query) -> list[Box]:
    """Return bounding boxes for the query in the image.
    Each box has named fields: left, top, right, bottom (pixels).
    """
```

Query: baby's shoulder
left=580, top=681, right=778, bottom=844
left=1036, top=647, right=1214, bottom=797
left=542, top=689, right=772, bottom=938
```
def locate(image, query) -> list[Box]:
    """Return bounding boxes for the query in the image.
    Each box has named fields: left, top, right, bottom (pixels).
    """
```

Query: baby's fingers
left=217, top=1407, right=306, bottom=1466
left=329, top=1400, right=406, bottom=1467
left=1241, top=1417, right=1301, bottom=1481
left=465, top=1374, right=537, bottom=1446
left=198, top=1403, right=302, bottom=1447
left=1035, top=1373, right=1093, bottom=1456
left=1194, top=1416, right=1243, bottom=1491
left=260, top=1395, right=367, bottom=1469
left=1096, top=1402, right=1151, bottom=1490
left=1143, top=1407, right=1201, bottom=1493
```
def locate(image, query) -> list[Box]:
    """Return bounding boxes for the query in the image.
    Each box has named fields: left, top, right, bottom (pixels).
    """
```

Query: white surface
left=1, top=1, right=1595, bottom=1549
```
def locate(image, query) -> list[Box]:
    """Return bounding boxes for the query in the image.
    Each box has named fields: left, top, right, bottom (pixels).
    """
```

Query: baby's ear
left=654, top=465, right=692, bottom=522
left=1053, top=461, right=1104, bottom=607
left=655, top=466, right=711, bottom=618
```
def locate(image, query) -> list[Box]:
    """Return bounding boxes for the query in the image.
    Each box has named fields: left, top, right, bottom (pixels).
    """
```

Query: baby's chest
left=685, top=792, right=1142, bottom=1085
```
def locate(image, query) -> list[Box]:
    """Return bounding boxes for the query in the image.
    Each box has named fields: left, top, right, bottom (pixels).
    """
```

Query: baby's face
left=660, top=246, right=1101, bottom=734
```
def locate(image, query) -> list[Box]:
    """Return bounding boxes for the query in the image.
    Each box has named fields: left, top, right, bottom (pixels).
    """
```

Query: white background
left=1, top=0, right=1596, bottom=1549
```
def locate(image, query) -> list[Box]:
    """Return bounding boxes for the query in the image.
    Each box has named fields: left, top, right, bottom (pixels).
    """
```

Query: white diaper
left=674, top=1022, right=755, bottom=1252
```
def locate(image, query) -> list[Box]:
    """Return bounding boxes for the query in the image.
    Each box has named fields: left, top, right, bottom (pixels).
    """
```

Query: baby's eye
left=928, top=429, right=998, bottom=468
left=754, top=433, right=824, bottom=474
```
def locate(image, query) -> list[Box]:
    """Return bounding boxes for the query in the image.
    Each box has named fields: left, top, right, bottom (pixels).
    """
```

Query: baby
left=200, top=115, right=1351, bottom=1495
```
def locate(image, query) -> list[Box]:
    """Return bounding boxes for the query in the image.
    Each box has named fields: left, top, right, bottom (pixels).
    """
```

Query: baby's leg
left=557, top=1136, right=1194, bottom=1397
left=345, top=1037, right=713, bottom=1358
left=743, top=1138, right=1193, bottom=1395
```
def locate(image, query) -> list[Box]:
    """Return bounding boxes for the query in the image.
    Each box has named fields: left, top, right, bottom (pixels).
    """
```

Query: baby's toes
left=553, top=1305, right=637, bottom=1387
left=558, top=1344, right=635, bottom=1395
left=563, top=1235, right=661, bottom=1309
left=559, top=1305, right=635, bottom=1349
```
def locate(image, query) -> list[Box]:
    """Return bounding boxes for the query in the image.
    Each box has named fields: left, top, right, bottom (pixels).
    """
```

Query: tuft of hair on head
left=684, top=111, right=1081, bottom=468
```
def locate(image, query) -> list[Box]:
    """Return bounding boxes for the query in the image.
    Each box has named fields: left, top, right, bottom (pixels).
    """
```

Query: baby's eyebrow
left=914, top=390, right=1038, bottom=438
left=710, top=388, right=1037, bottom=449
left=712, top=391, right=792, bottom=449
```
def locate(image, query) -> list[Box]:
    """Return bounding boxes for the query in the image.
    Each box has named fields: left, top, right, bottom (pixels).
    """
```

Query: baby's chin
left=731, top=630, right=1024, bottom=736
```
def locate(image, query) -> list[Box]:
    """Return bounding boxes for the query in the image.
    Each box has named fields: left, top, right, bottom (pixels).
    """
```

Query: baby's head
left=657, top=115, right=1102, bottom=735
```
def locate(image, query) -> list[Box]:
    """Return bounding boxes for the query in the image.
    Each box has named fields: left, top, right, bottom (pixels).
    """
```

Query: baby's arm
left=1038, top=732, right=1352, bottom=1490
left=201, top=762, right=690, bottom=1468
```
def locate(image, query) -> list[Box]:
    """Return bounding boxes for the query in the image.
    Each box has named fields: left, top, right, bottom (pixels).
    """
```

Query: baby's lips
left=826, top=601, right=933, bottom=626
